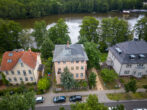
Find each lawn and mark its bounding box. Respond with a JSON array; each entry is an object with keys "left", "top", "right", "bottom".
[
  {"left": 119, "top": 76, "right": 147, "bottom": 88},
  {"left": 107, "top": 92, "right": 147, "bottom": 101},
  {"left": 99, "top": 53, "right": 108, "bottom": 62}
]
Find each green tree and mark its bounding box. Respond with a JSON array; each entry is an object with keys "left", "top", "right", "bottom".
[
  {"left": 79, "top": 16, "right": 99, "bottom": 43},
  {"left": 0, "top": 19, "right": 22, "bottom": 53},
  {"left": 44, "top": 57, "right": 53, "bottom": 74},
  {"left": 18, "top": 29, "right": 32, "bottom": 49},
  {"left": 71, "top": 94, "right": 107, "bottom": 110},
  {"left": 135, "top": 17, "right": 147, "bottom": 41},
  {"left": 112, "top": 104, "right": 125, "bottom": 110},
  {"left": 88, "top": 72, "right": 96, "bottom": 89},
  {"left": 32, "top": 20, "right": 47, "bottom": 48},
  {"left": 37, "top": 76, "right": 51, "bottom": 92},
  {"left": 0, "top": 72, "right": 9, "bottom": 85},
  {"left": 101, "top": 68, "right": 118, "bottom": 83},
  {"left": 124, "top": 79, "right": 137, "bottom": 93},
  {"left": 48, "top": 18, "right": 71, "bottom": 44},
  {"left": 84, "top": 42, "right": 100, "bottom": 69},
  {"left": 98, "top": 41, "right": 107, "bottom": 53},
  {"left": 59, "top": 107, "right": 65, "bottom": 110},
  {"left": 41, "top": 37, "right": 54, "bottom": 59},
  {"left": 60, "top": 67, "right": 75, "bottom": 90},
  {"left": 0, "top": 91, "right": 35, "bottom": 110},
  {"left": 101, "top": 17, "right": 131, "bottom": 46}
]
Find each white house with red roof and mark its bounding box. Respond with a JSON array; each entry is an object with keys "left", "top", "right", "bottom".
[{"left": 0, "top": 49, "right": 43, "bottom": 84}]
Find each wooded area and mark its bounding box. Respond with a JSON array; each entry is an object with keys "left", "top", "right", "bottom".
[{"left": 0, "top": 0, "right": 144, "bottom": 19}]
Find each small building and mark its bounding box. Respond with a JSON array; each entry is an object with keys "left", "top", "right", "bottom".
[
  {"left": 53, "top": 42, "right": 88, "bottom": 84},
  {"left": 107, "top": 40, "right": 147, "bottom": 78},
  {"left": 0, "top": 49, "right": 43, "bottom": 84}
]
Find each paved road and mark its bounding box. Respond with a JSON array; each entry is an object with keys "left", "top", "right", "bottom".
[{"left": 35, "top": 100, "right": 147, "bottom": 110}]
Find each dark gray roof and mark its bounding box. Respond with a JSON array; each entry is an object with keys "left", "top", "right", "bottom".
[
  {"left": 53, "top": 44, "right": 88, "bottom": 62},
  {"left": 109, "top": 40, "right": 147, "bottom": 64}
]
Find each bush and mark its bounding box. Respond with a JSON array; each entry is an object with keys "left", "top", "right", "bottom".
[{"left": 143, "top": 85, "right": 147, "bottom": 89}]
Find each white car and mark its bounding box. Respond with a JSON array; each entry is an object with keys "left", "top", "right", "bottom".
[{"left": 35, "top": 96, "right": 45, "bottom": 104}]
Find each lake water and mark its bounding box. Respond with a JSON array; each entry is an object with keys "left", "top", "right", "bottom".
[{"left": 15, "top": 12, "right": 145, "bottom": 44}]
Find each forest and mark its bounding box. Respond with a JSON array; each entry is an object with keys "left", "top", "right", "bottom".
[{"left": 0, "top": 0, "right": 145, "bottom": 19}]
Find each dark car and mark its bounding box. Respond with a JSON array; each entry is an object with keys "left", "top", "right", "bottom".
[
  {"left": 53, "top": 96, "right": 66, "bottom": 103},
  {"left": 35, "top": 96, "right": 44, "bottom": 104},
  {"left": 69, "top": 95, "right": 82, "bottom": 102}
]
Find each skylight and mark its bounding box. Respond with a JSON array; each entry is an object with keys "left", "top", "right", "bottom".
[
  {"left": 129, "top": 54, "right": 136, "bottom": 60},
  {"left": 7, "top": 59, "right": 12, "bottom": 63},
  {"left": 115, "top": 47, "right": 122, "bottom": 54},
  {"left": 139, "top": 54, "right": 145, "bottom": 58}
]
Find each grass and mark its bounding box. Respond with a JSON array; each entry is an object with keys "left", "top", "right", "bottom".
[
  {"left": 107, "top": 92, "right": 147, "bottom": 101},
  {"left": 119, "top": 76, "right": 147, "bottom": 88},
  {"left": 99, "top": 53, "right": 108, "bottom": 62}
]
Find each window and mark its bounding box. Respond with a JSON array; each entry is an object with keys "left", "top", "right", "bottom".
[
  {"left": 138, "top": 72, "right": 142, "bottom": 77},
  {"left": 9, "top": 53, "right": 13, "bottom": 56},
  {"left": 124, "top": 71, "right": 130, "bottom": 74},
  {"left": 133, "top": 71, "right": 136, "bottom": 75},
  {"left": 8, "top": 78, "right": 11, "bottom": 81},
  {"left": 139, "top": 54, "right": 145, "bottom": 59},
  {"left": 81, "top": 61, "right": 84, "bottom": 63},
  {"left": 28, "top": 70, "right": 32, "bottom": 74},
  {"left": 30, "top": 77, "right": 33, "bottom": 81},
  {"left": 137, "top": 64, "right": 144, "bottom": 67},
  {"left": 71, "top": 74, "right": 74, "bottom": 78},
  {"left": 17, "top": 70, "right": 20, "bottom": 75},
  {"left": 20, "top": 77, "right": 23, "bottom": 81},
  {"left": 81, "top": 66, "right": 84, "bottom": 70},
  {"left": 11, "top": 71, "right": 14, "bottom": 75},
  {"left": 126, "top": 64, "right": 131, "bottom": 68},
  {"left": 76, "top": 66, "right": 79, "bottom": 70},
  {"left": 21, "top": 63, "right": 24, "bottom": 67},
  {"left": 58, "top": 68, "right": 61, "bottom": 74},
  {"left": 76, "top": 61, "right": 79, "bottom": 63},
  {"left": 129, "top": 55, "right": 136, "bottom": 60},
  {"left": 23, "top": 70, "right": 26, "bottom": 76},
  {"left": 58, "top": 62, "right": 60, "bottom": 64},
  {"left": 76, "top": 73, "right": 79, "bottom": 78},
  {"left": 25, "top": 77, "right": 28, "bottom": 81},
  {"left": 5, "top": 71, "right": 9, "bottom": 75},
  {"left": 80, "top": 73, "right": 83, "bottom": 77},
  {"left": 14, "top": 77, "right": 17, "bottom": 82},
  {"left": 71, "top": 61, "right": 74, "bottom": 64},
  {"left": 7, "top": 59, "right": 12, "bottom": 63},
  {"left": 63, "top": 61, "right": 66, "bottom": 64},
  {"left": 71, "top": 67, "right": 74, "bottom": 70}
]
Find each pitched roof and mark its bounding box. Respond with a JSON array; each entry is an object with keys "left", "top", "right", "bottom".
[
  {"left": 109, "top": 40, "right": 147, "bottom": 64},
  {"left": 53, "top": 44, "right": 88, "bottom": 62},
  {"left": 0, "top": 49, "right": 39, "bottom": 71}
]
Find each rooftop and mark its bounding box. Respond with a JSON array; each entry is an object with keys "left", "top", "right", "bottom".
[{"left": 53, "top": 44, "right": 88, "bottom": 62}]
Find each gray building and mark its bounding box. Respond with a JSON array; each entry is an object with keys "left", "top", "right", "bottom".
[{"left": 107, "top": 40, "right": 147, "bottom": 78}]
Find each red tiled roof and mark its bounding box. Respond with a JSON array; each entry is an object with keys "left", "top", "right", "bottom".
[{"left": 0, "top": 50, "right": 39, "bottom": 71}]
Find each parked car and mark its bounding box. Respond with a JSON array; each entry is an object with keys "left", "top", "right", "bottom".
[
  {"left": 69, "top": 95, "right": 82, "bottom": 102},
  {"left": 133, "top": 108, "right": 147, "bottom": 110},
  {"left": 35, "top": 96, "right": 44, "bottom": 104},
  {"left": 53, "top": 96, "right": 66, "bottom": 103}
]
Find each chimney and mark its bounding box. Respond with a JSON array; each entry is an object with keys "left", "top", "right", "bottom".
[{"left": 67, "top": 41, "right": 69, "bottom": 48}]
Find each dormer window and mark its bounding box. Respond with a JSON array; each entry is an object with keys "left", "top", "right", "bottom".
[
  {"left": 9, "top": 53, "right": 13, "bottom": 56},
  {"left": 139, "top": 54, "right": 145, "bottom": 59},
  {"left": 7, "top": 59, "right": 12, "bottom": 63},
  {"left": 129, "top": 54, "right": 136, "bottom": 60},
  {"left": 115, "top": 47, "right": 122, "bottom": 54}
]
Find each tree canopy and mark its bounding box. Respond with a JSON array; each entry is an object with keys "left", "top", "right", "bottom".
[
  {"left": 79, "top": 16, "right": 99, "bottom": 43},
  {"left": 88, "top": 72, "right": 97, "bottom": 89},
  {"left": 60, "top": 67, "right": 75, "bottom": 90},
  {"left": 101, "top": 68, "right": 118, "bottom": 83},
  {"left": 84, "top": 42, "right": 100, "bottom": 69},
  {"left": 124, "top": 79, "right": 137, "bottom": 93}
]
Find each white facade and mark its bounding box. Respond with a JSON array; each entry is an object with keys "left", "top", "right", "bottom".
[
  {"left": 107, "top": 51, "right": 147, "bottom": 78},
  {"left": 3, "top": 55, "right": 41, "bottom": 84}
]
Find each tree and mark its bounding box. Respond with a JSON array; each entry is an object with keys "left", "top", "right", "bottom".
[
  {"left": 59, "top": 107, "right": 65, "bottom": 110},
  {"left": 101, "top": 17, "right": 131, "bottom": 46},
  {"left": 18, "top": 29, "right": 32, "bottom": 49},
  {"left": 60, "top": 67, "right": 75, "bottom": 90},
  {"left": 47, "top": 18, "right": 71, "bottom": 44},
  {"left": 0, "top": 91, "right": 35, "bottom": 110},
  {"left": 44, "top": 57, "right": 53, "bottom": 74},
  {"left": 112, "top": 104, "right": 125, "bottom": 110},
  {"left": 135, "top": 17, "right": 147, "bottom": 41},
  {"left": 79, "top": 16, "right": 99, "bottom": 43},
  {"left": 41, "top": 37, "right": 54, "bottom": 59},
  {"left": 124, "top": 79, "right": 137, "bottom": 93},
  {"left": 37, "top": 76, "right": 51, "bottom": 92},
  {"left": 0, "top": 19, "right": 22, "bottom": 53},
  {"left": 98, "top": 41, "right": 107, "bottom": 53},
  {"left": 88, "top": 72, "right": 96, "bottom": 89},
  {"left": 71, "top": 94, "right": 108, "bottom": 110},
  {"left": 32, "top": 20, "right": 47, "bottom": 48},
  {"left": 0, "top": 72, "right": 9, "bottom": 85},
  {"left": 84, "top": 42, "right": 100, "bottom": 69},
  {"left": 101, "top": 68, "right": 118, "bottom": 83}
]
